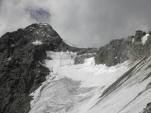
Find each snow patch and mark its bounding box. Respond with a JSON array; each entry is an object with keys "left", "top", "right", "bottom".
[
  {"left": 32, "top": 40, "right": 43, "bottom": 45},
  {"left": 84, "top": 57, "right": 95, "bottom": 66},
  {"left": 132, "top": 38, "right": 135, "bottom": 43},
  {"left": 142, "top": 34, "right": 149, "bottom": 45}
]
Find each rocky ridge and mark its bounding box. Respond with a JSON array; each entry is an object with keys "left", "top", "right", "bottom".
[{"left": 95, "top": 30, "right": 151, "bottom": 66}]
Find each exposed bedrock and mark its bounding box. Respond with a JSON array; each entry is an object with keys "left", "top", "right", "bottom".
[{"left": 95, "top": 30, "right": 151, "bottom": 66}]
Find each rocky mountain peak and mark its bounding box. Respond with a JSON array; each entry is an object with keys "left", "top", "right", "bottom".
[
  {"left": 0, "top": 23, "right": 70, "bottom": 113},
  {"left": 0, "top": 23, "right": 98, "bottom": 113},
  {"left": 95, "top": 30, "right": 151, "bottom": 66}
]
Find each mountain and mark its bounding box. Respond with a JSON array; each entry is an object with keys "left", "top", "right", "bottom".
[
  {"left": 95, "top": 30, "right": 151, "bottom": 66},
  {"left": 0, "top": 23, "right": 151, "bottom": 113},
  {"left": 0, "top": 23, "right": 97, "bottom": 113}
]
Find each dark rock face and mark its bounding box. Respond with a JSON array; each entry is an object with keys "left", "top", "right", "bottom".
[
  {"left": 143, "top": 102, "right": 151, "bottom": 113},
  {"left": 95, "top": 30, "right": 151, "bottom": 66},
  {"left": 0, "top": 23, "right": 73, "bottom": 113},
  {"left": 74, "top": 53, "right": 96, "bottom": 64},
  {"left": 73, "top": 48, "right": 98, "bottom": 64},
  {"left": 95, "top": 39, "right": 130, "bottom": 66}
]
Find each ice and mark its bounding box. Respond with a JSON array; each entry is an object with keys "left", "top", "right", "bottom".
[
  {"left": 87, "top": 57, "right": 151, "bottom": 113},
  {"left": 57, "top": 60, "right": 128, "bottom": 88},
  {"left": 29, "top": 51, "right": 151, "bottom": 113}
]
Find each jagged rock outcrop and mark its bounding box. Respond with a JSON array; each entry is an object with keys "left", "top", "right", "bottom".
[
  {"left": 0, "top": 23, "right": 82, "bottom": 113},
  {"left": 95, "top": 30, "right": 151, "bottom": 66},
  {"left": 143, "top": 102, "right": 151, "bottom": 113}
]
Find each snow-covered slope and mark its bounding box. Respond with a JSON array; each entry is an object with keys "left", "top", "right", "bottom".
[
  {"left": 29, "top": 51, "right": 151, "bottom": 113},
  {"left": 89, "top": 57, "right": 151, "bottom": 113},
  {"left": 29, "top": 51, "right": 132, "bottom": 113}
]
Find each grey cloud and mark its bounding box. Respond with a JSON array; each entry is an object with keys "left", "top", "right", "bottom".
[
  {"left": 0, "top": 0, "right": 151, "bottom": 48},
  {"left": 26, "top": 8, "right": 51, "bottom": 23}
]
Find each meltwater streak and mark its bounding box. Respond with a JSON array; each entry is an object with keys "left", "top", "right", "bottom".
[{"left": 29, "top": 51, "right": 131, "bottom": 113}]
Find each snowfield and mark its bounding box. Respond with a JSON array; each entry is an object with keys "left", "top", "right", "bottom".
[{"left": 29, "top": 51, "right": 151, "bottom": 113}]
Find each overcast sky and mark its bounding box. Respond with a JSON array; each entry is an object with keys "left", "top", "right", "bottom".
[{"left": 0, "top": 0, "right": 151, "bottom": 47}]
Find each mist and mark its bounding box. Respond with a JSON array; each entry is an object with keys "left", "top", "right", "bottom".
[{"left": 0, "top": 0, "right": 151, "bottom": 47}]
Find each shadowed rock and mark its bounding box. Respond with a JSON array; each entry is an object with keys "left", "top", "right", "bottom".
[{"left": 143, "top": 102, "right": 151, "bottom": 113}]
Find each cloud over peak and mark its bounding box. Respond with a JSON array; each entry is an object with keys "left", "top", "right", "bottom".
[{"left": 0, "top": 0, "right": 151, "bottom": 47}]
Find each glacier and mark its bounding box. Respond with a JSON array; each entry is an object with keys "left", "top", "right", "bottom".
[{"left": 29, "top": 51, "right": 151, "bottom": 113}]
